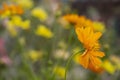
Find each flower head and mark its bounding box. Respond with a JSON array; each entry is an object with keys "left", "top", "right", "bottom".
[
  {"left": 64, "top": 14, "right": 105, "bottom": 73},
  {"left": 63, "top": 14, "right": 80, "bottom": 24},
  {"left": 31, "top": 8, "right": 48, "bottom": 21},
  {"left": 0, "top": 3, "right": 24, "bottom": 18},
  {"left": 76, "top": 27, "right": 105, "bottom": 73},
  {"left": 53, "top": 66, "right": 65, "bottom": 78},
  {"left": 93, "top": 21, "right": 106, "bottom": 33},
  {"left": 63, "top": 14, "right": 94, "bottom": 29},
  {"left": 35, "top": 25, "right": 53, "bottom": 38},
  {"left": 28, "top": 50, "right": 42, "bottom": 62},
  {"left": 102, "top": 60, "right": 116, "bottom": 74},
  {"left": 80, "top": 50, "right": 105, "bottom": 73},
  {"left": 6, "top": 15, "right": 30, "bottom": 32},
  {"left": 12, "top": 0, "right": 33, "bottom": 9},
  {"left": 75, "top": 27, "right": 102, "bottom": 50}
]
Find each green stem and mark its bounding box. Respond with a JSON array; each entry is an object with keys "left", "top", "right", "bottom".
[
  {"left": 16, "top": 37, "right": 38, "bottom": 80},
  {"left": 67, "top": 29, "right": 74, "bottom": 47},
  {"left": 65, "top": 50, "right": 84, "bottom": 80}
]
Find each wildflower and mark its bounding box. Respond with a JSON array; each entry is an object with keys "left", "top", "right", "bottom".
[
  {"left": 9, "top": 4, "right": 23, "bottom": 15},
  {"left": 54, "top": 66, "right": 65, "bottom": 78},
  {"left": 12, "top": 0, "right": 33, "bottom": 9},
  {"left": 0, "top": 3, "right": 23, "bottom": 18},
  {"left": 102, "top": 60, "right": 116, "bottom": 74},
  {"left": 20, "top": 20, "right": 30, "bottom": 30},
  {"left": 93, "top": 21, "right": 106, "bottom": 33},
  {"left": 75, "top": 27, "right": 102, "bottom": 49},
  {"left": 7, "top": 15, "right": 30, "bottom": 30},
  {"left": 31, "top": 8, "right": 48, "bottom": 21},
  {"left": 35, "top": 25, "right": 53, "bottom": 38},
  {"left": 10, "top": 15, "right": 22, "bottom": 26},
  {"left": 63, "top": 14, "right": 105, "bottom": 73},
  {"left": 63, "top": 14, "right": 93, "bottom": 29},
  {"left": 28, "top": 50, "right": 42, "bottom": 62},
  {"left": 80, "top": 50, "right": 105, "bottom": 73},
  {"left": 6, "top": 21, "right": 18, "bottom": 37},
  {"left": 75, "top": 24, "right": 105, "bottom": 73},
  {"left": 63, "top": 14, "right": 80, "bottom": 24}
]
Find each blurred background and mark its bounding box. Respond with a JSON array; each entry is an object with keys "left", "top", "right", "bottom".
[{"left": 0, "top": 0, "right": 120, "bottom": 80}]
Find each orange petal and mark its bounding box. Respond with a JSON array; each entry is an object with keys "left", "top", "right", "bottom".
[
  {"left": 94, "top": 32, "right": 102, "bottom": 41},
  {"left": 91, "top": 51, "right": 105, "bottom": 57},
  {"left": 79, "top": 51, "right": 89, "bottom": 68},
  {"left": 3, "top": 3, "right": 9, "bottom": 10},
  {"left": 88, "top": 61, "right": 104, "bottom": 73},
  {"left": 16, "top": 5, "right": 24, "bottom": 14},
  {"left": 75, "top": 28, "right": 84, "bottom": 43},
  {"left": 0, "top": 10, "right": 3, "bottom": 14},
  {"left": 90, "top": 56, "right": 102, "bottom": 66}
]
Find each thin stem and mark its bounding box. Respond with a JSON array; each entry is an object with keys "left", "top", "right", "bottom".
[
  {"left": 65, "top": 50, "right": 84, "bottom": 80},
  {"left": 16, "top": 36, "right": 38, "bottom": 80}
]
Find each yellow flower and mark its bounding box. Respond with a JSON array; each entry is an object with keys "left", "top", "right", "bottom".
[
  {"left": 1, "top": 10, "right": 11, "bottom": 18},
  {"left": 7, "top": 27, "right": 17, "bottom": 37},
  {"left": 35, "top": 25, "right": 53, "bottom": 38},
  {"left": 6, "top": 21, "right": 17, "bottom": 37},
  {"left": 7, "top": 22, "right": 18, "bottom": 37},
  {"left": 102, "top": 60, "right": 116, "bottom": 74},
  {"left": 28, "top": 50, "right": 42, "bottom": 62},
  {"left": 31, "top": 8, "right": 48, "bottom": 21},
  {"left": 8, "top": 15, "right": 30, "bottom": 30},
  {"left": 11, "top": 15, "right": 22, "bottom": 26},
  {"left": 53, "top": 66, "right": 65, "bottom": 78},
  {"left": 13, "top": 0, "right": 33, "bottom": 9},
  {"left": 20, "top": 20, "right": 30, "bottom": 30},
  {"left": 93, "top": 21, "right": 106, "bottom": 33}
]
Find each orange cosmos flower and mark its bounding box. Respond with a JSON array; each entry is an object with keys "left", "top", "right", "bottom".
[
  {"left": 3, "top": 3, "right": 9, "bottom": 11},
  {"left": 64, "top": 14, "right": 105, "bottom": 73},
  {"left": 75, "top": 27, "right": 105, "bottom": 73},
  {"left": 63, "top": 14, "right": 80, "bottom": 24},
  {"left": 75, "top": 27, "right": 102, "bottom": 49},
  {"left": 80, "top": 48, "right": 105, "bottom": 73},
  {"left": 63, "top": 14, "right": 94, "bottom": 30},
  {"left": 0, "top": 3, "right": 24, "bottom": 16},
  {"left": 0, "top": 10, "right": 2, "bottom": 14},
  {"left": 9, "top": 4, "right": 24, "bottom": 15},
  {"left": 16, "top": 5, "right": 24, "bottom": 15},
  {"left": 9, "top": 4, "right": 17, "bottom": 14}
]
